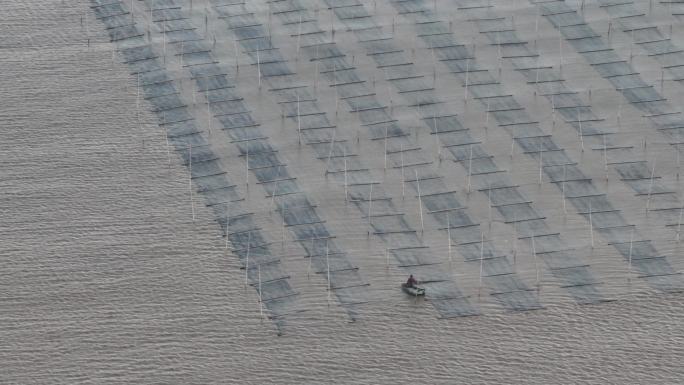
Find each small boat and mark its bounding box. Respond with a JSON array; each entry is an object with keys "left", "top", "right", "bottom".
[{"left": 401, "top": 283, "right": 426, "bottom": 296}]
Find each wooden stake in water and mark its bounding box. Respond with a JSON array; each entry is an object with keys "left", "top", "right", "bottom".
[
  {"left": 343, "top": 148, "right": 348, "bottom": 201},
  {"left": 551, "top": 94, "right": 556, "bottom": 131},
  {"left": 678, "top": 148, "right": 681, "bottom": 180},
  {"left": 245, "top": 145, "right": 249, "bottom": 189},
  {"left": 258, "top": 264, "right": 263, "bottom": 318},
  {"left": 189, "top": 144, "right": 195, "bottom": 222},
  {"left": 245, "top": 231, "right": 252, "bottom": 287},
  {"left": 497, "top": 32, "right": 502, "bottom": 80},
  {"left": 589, "top": 200, "right": 594, "bottom": 248},
  {"left": 162, "top": 113, "right": 171, "bottom": 167},
  {"left": 330, "top": 11, "right": 334, "bottom": 41},
  {"left": 447, "top": 212, "right": 452, "bottom": 264},
  {"left": 478, "top": 232, "right": 485, "bottom": 294},
  {"left": 678, "top": 206, "right": 684, "bottom": 242},
  {"left": 532, "top": 233, "right": 539, "bottom": 289},
  {"left": 225, "top": 202, "right": 230, "bottom": 249},
  {"left": 535, "top": 54, "right": 540, "bottom": 89},
  {"left": 180, "top": 40, "right": 184, "bottom": 67},
  {"left": 432, "top": 47, "right": 437, "bottom": 88},
  {"left": 334, "top": 65, "right": 339, "bottom": 117},
  {"left": 386, "top": 247, "right": 390, "bottom": 269},
  {"left": 162, "top": 18, "right": 166, "bottom": 64},
  {"left": 281, "top": 200, "right": 286, "bottom": 247},
  {"left": 136, "top": 72, "right": 140, "bottom": 114},
  {"left": 630, "top": 29, "right": 635, "bottom": 63},
  {"left": 297, "top": 94, "right": 301, "bottom": 145},
  {"left": 603, "top": 134, "right": 608, "bottom": 180},
  {"left": 415, "top": 170, "right": 424, "bottom": 234},
  {"left": 646, "top": 160, "right": 656, "bottom": 212},
  {"left": 434, "top": 115, "right": 441, "bottom": 158},
  {"left": 617, "top": 98, "right": 622, "bottom": 124},
  {"left": 538, "top": 140, "right": 543, "bottom": 185},
  {"left": 271, "top": 167, "right": 280, "bottom": 209},
  {"left": 558, "top": 25, "right": 563, "bottom": 73},
  {"left": 307, "top": 239, "right": 314, "bottom": 279},
  {"left": 400, "top": 143, "right": 405, "bottom": 199},
  {"left": 628, "top": 227, "right": 634, "bottom": 283},
  {"left": 256, "top": 43, "right": 261, "bottom": 89},
  {"left": 327, "top": 127, "right": 337, "bottom": 170},
  {"left": 512, "top": 212, "right": 517, "bottom": 265},
  {"left": 206, "top": 89, "right": 212, "bottom": 135},
  {"left": 488, "top": 184, "right": 492, "bottom": 229},
  {"left": 326, "top": 240, "right": 331, "bottom": 305},
  {"left": 562, "top": 163, "right": 567, "bottom": 214},
  {"left": 296, "top": 13, "right": 302, "bottom": 58},
  {"left": 578, "top": 107, "right": 584, "bottom": 152},
  {"left": 467, "top": 144, "right": 473, "bottom": 193},
  {"left": 314, "top": 45, "right": 319, "bottom": 93},
  {"left": 384, "top": 125, "right": 388, "bottom": 170},
  {"left": 464, "top": 58, "right": 470, "bottom": 104},
  {"left": 368, "top": 183, "right": 373, "bottom": 237},
  {"left": 234, "top": 39, "right": 239, "bottom": 73}
]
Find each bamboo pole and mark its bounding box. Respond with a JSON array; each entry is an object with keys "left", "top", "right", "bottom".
[
  {"left": 467, "top": 144, "right": 473, "bottom": 193},
  {"left": 368, "top": 183, "right": 373, "bottom": 237},
  {"left": 478, "top": 232, "right": 484, "bottom": 294},
  {"left": 343, "top": 148, "right": 348, "bottom": 201},
  {"left": 646, "top": 160, "right": 656, "bottom": 212},
  {"left": 225, "top": 202, "right": 230, "bottom": 249},
  {"left": 532, "top": 234, "right": 539, "bottom": 288},
  {"left": 416, "top": 170, "right": 424, "bottom": 233},
  {"left": 258, "top": 264, "right": 263, "bottom": 318},
  {"left": 297, "top": 94, "right": 301, "bottom": 145},
  {"left": 628, "top": 227, "right": 634, "bottom": 283},
  {"left": 400, "top": 143, "right": 405, "bottom": 199},
  {"left": 245, "top": 231, "right": 252, "bottom": 287},
  {"left": 678, "top": 206, "right": 683, "bottom": 242},
  {"left": 589, "top": 200, "right": 594, "bottom": 248},
  {"left": 326, "top": 240, "right": 331, "bottom": 305},
  {"left": 189, "top": 144, "right": 195, "bottom": 222},
  {"left": 447, "top": 212, "right": 452, "bottom": 264},
  {"left": 256, "top": 43, "right": 261, "bottom": 89}
]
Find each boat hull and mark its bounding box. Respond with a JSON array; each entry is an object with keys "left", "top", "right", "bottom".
[{"left": 401, "top": 284, "right": 426, "bottom": 296}]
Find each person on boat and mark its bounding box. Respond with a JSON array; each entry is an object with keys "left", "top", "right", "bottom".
[{"left": 406, "top": 274, "right": 418, "bottom": 288}]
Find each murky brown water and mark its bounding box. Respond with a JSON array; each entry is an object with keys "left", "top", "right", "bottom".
[{"left": 2, "top": 1, "right": 684, "bottom": 383}]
